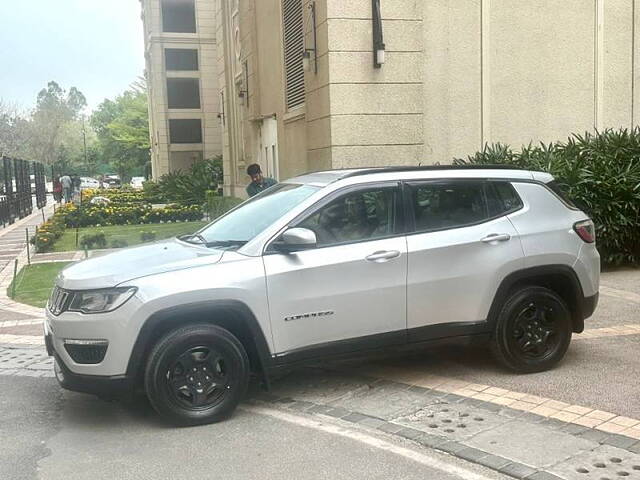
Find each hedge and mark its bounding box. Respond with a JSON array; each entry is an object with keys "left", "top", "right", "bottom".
[{"left": 454, "top": 128, "right": 640, "bottom": 266}]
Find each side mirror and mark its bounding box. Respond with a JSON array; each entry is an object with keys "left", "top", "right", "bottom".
[{"left": 275, "top": 227, "right": 317, "bottom": 252}]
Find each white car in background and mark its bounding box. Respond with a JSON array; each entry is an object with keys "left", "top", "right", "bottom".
[
  {"left": 80, "top": 177, "right": 101, "bottom": 190},
  {"left": 130, "top": 177, "right": 146, "bottom": 190}
]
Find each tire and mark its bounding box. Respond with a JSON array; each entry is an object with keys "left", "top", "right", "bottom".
[
  {"left": 491, "top": 286, "right": 572, "bottom": 373},
  {"left": 145, "top": 324, "right": 249, "bottom": 426}
]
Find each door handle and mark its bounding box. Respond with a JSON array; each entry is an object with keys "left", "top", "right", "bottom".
[
  {"left": 365, "top": 250, "right": 401, "bottom": 262},
  {"left": 481, "top": 233, "right": 511, "bottom": 243}
]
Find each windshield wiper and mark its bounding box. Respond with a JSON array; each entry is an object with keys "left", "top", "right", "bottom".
[
  {"left": 179, "top": 233, "right": 207, "bottom": 244},
  {"left": 204, "top": 240, "right": 248, "bottom": 248}
]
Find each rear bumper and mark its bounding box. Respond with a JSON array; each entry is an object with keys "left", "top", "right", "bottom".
[{"left": 582, "top": 292, "right": 599, "bottom": 320}]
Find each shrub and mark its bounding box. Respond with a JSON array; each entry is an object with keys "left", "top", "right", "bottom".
[
  {"left": 205, "top": 191, "right": 243, "bottom": 220},
  {"left": 140, "top": 205, "right": 203, "bottom": 224},
  {"left": 140, "top": 231, "right": 157, "bottom": 243},
  {"left": 83, "top": 190, "right": 147, "bottom": 205},
  {"left": 31, "top": 205, "right": 72, "bottom": 252},
  {"left": 454, "top": 128, "right": 640, "bottom": 266},
  {"left": 155, "top": 157, "right": 222, "bottom": 205},
  {"left": 79, "top": 232, "right": 107, "bottom": 250},
  {"left": 110, "top": 239, "right": 129, "bottom": 248},
  {"left": 142, "top": 180, "right": 165, "bottom": 203}
]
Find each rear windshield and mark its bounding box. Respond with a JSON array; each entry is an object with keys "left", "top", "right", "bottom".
[{"left": 546, "top": 180, "right": 578, "bottom": 209}]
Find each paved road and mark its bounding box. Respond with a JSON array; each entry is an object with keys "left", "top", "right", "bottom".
[
  {"left": 351, "top": 268, "right": 640, "bottom": 419},
  {"left": 0, "top": 376, "right": 507, "bottom": 480}
]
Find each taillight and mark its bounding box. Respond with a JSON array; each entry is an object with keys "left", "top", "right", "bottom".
[{"left": 574, "top": 220, "right": 595, "bottom": 243}]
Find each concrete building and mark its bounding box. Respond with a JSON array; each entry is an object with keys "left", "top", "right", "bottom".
[
  {"left": 217, "top": 0, "right": 639, "bottom": 198},
  {"left": 140, "top": 0, "right": 222, "bottom": 179}
]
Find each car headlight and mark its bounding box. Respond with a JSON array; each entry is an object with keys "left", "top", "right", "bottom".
[{"left": 67, "top": 287, "right": 137, "bottom": 314}]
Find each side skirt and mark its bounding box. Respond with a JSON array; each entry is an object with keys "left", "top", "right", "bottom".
[{"left": 268, "top": 321, "right": 492, "bottom": 372}]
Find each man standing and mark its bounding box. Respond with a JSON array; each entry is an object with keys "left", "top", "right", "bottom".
[
  {"left": 245, "top": 164, "right": 276, "bottom": 197},
  {"left": 60, "top": 173, "right": 72, "bottom": 203}
]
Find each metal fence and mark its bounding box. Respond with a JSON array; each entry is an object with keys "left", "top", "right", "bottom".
[{"left": 0, "top": 156, "right": 48, "bottom": 227}]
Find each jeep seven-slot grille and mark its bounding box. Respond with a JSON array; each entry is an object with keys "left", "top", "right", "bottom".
[{"left": 49, "top": 286, "right": 71, "bottom": 316}]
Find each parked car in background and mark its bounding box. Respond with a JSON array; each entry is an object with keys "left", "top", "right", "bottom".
[
  {"left": 102, "top": 175, "right": 121, "bottom": 189},
  {"left": 45, "top": 166, "right": 599, "bottom": 426},
  {"left": 130, "top": 176, "right": 145, "bottom": 190},
  {"left": 80, "top": 177, "right": 101, "bottom": 190}
]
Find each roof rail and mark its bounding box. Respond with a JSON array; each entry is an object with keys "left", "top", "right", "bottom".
[{"left": 339, "top": 164, "right": 525, "bottom": 179}]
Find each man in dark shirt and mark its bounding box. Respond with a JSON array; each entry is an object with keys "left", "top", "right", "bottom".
[{"left": 245, "top": 163, "right": 277, "bottom": 197}]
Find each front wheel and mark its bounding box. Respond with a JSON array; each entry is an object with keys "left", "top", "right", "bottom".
[
  {"left": 491, "top": 286, "right": 572, "bottom": 373},
  {"left": 145, "top": 324, "right": 249, "bottom": 426}
]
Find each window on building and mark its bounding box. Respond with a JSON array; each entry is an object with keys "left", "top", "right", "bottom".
[
  {"left": 282, "top": 0, "right": 305, "bottom": 109},
  {"left": 167, "top": 78, "right": 201, "bottom": 109},
  {"left": 165, "top": 49, "right": 199, "bottom": 71},
  {"left": 162, "top": 0, "right": 196, "bottom": 33},
  {"left": 169, "top": 119, "right": 202, "bottom": 144}
]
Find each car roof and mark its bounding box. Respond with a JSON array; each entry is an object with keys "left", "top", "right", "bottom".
[{"left": 286, "top": 165, "right": 547, "bottom": 187}]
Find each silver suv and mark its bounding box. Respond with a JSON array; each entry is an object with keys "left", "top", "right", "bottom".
[{"left": 45, "top": 166, "right": 600, "bottom": 425}]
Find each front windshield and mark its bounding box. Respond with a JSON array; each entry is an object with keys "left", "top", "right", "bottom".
[{"left": 196, "top": 183, "right": 320, "bottom": 246}]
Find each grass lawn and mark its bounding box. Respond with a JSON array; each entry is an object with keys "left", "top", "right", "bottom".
[
  {"left": 7, "top": 262, "right": 71, "bottom": 308},
  {"left": 51, "top": 221, "right": 208, "bottom": 252}
]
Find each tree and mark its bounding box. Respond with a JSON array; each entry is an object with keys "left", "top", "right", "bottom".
[
  {"left": 27, "top": 81, "right": 87, "bottom": 165},
  {"left": 91, "top": 81, "right": 150, "bottom": 180},
  {"left": 0, "top": 101, "right": 30, "bottom": 158}
]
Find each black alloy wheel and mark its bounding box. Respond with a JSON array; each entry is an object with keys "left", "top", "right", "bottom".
[
  {"left": 145, "top": 324, "right": 249, "bottom": 426},
  {"left": 168, "top": 346, "right": 229, "bottom": 410},
  {"left": 492, "top": 286, "right": 572, "bottom": 373}
]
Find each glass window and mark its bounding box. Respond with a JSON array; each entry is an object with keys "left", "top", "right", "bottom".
[
  {"left": 546, "top": 180, "right": 578, "bottom": 209},
  {"left": 167, "top": 78, "right": 200, "bottom": 109},
  {"left": 410, "top": 181, "right": 489, "bottom": 232},
  {"left": 297, "top": 188, "right": 398, "bottom": 247},
  {"left": 162, "top": 0, "right": 196, "bottom": 33},
  {"left": 169, "top": 119, "right": 202, "bottom": 144},
  {"left": 486, "top": 182, "right": 523, "bottom": 217},
  {"left": 198, "top": 184, "right": 319, "bottom": 246},
  {"left": 165, "top": 49, "right": 199, "bottom": 71}
]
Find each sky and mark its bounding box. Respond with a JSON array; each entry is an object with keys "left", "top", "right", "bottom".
[{"left": 0, "top": 0, "right": 145, "bottom": 112}]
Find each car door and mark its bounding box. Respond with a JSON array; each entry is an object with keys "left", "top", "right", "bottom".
[
  {"left": 263, "top": 183, "right": 407, "bottom": 359},
  {"left": 405, "top": 180, "right": 525, "bottom": 341}
]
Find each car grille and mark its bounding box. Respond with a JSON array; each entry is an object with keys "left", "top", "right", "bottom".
[{"left": 49, "top": 286, "right": 71, "bottom": 316}]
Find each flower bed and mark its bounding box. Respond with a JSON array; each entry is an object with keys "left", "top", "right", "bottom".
[
  {"left": 81, "top": 189, "right": 147, "bottom": 204},
  {"left": 32, "top": 202, "right": 203, "bottom": 252}
]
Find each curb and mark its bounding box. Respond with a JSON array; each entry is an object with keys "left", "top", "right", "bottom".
[{"left": 250, "top": 377, "right": 640, "bottom": 479}]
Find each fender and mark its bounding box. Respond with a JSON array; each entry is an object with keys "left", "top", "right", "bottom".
[
  {"left": 125, "top": 300, "right": 274, "bottom": 387},
  {"left": 486, "top": 264, "right": 587, "bottom": 333}
]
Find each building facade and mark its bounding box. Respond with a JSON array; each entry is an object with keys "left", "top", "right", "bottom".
[
  {"left": 140, "top": 0, "right": 222, "bottom": 178},
  {"left": 216, "top": 0, "right": 639, "bottom": 198}
]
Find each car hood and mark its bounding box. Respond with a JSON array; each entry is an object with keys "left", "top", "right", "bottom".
[{"left": 57, "top": 238, "right": 224, "bottom": 290}]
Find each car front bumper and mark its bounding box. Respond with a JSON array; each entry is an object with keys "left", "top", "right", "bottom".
[{"left": 45, "top": 325, "right": 136, "bottom": 397}]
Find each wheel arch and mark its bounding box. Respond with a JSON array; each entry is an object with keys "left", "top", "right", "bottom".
[
  {"left": 126, "top": 300, "right": 273, "bottom": 389},
  {"left": 487, "top": 265, "right": 586, "bottom": 333}
]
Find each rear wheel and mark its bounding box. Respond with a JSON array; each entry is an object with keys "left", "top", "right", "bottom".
[
  {"left": 491, "top": 286, "right": 572, "bottom": 373},
  {"left": 145, "top": 324, "right": 249, "bottom": 426}
]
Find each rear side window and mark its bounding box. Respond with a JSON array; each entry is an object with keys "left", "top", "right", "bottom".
[
  {"left": 409, "top": 181, "right": 489, "bottom": 232},
  {"left": 485, "top": 181, "right": 523, "bottom": 217},
  {"left": 546, "top": 180, "right": 578, "bottom": 209}
]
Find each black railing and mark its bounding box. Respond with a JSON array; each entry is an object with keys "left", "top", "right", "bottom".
[{"left": 0, "top": 156, "right": 48, "bottom": 227}]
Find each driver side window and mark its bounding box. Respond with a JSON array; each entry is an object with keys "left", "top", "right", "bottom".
[{"left": 297, "top": 187, "right": 399, "bottom": 247}]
